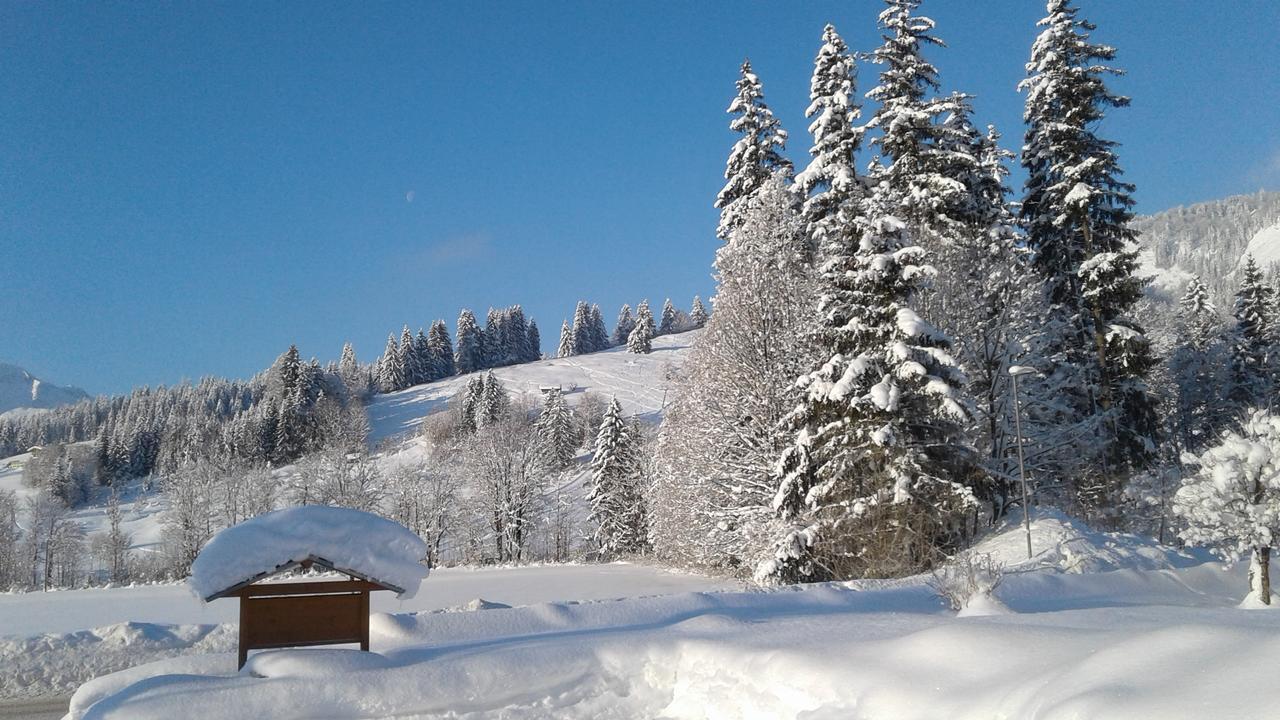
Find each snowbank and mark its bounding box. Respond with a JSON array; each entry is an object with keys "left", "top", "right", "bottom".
[{"left": 188, "top": 506, "right": 429, "bottom": 601}]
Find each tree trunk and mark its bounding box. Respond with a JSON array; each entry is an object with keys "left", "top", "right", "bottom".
[{"left": 1251, "top": 546, "right": 1272, "bottom": 605}]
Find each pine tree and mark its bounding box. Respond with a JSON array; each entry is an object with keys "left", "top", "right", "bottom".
[
  {"left": 589, "top": 304, "right": 609, "bottom": 352},
  {"left": 760, "top": 184, "right": 974, "bottom": 585},
  {"left": 587, "top": 397, "right": 646, "bottom": 556},
  {"left": 688, "top": 296, "right": 707, "bottom": 328},
  {"left": 398, "top": 326, "right": 418, "bottom": 388},
  {"left": 659, "top": 299, "right": 679, "bottom": 336},
  {"left": 612, "top": 305, "right": 636, "bottom": 347},
  {"left": 338, "top": 342, "right": 366, "bottom": 398},
  {"left": 1170, "top": 275, "right": 1228, "bottom": 452},
  {"left": 483, "top": 308, "right": 503, "bottom": 369},
  {"left": 427, "top": 320, "right": 456, "bottom": 379},
  {"left": 504, "top": 306, "right": 530, "bottom": 365},
  {"left": 571, "top": 301, "right": 593, "bottom": 355},
  {"left": 476, "top": 372, "right": 508, "bottom": 429},
  {"left": 525, "top": 320, "right": 542, "bottom": 362},
  {"left": 454, "top": 309, "right": 485, "bottom": 375},
  {"left": 1018, "top": 0, "right": 1159, "bottom": 508},
  {"left": 627, "top": 301, "right": 655, "bottom": 354},
  {"left": 715, "top": 60, "right": 793, "bottom": 242},
  {"left": 377, "top": 333, "right": 403, "bottom": 393},
  {"left": 795, "top": 23, "right": 864, "bottom": 255},
  {"left": 536, "top": 388, "right": 579, "bottom": 468},
  {"left": 557, "top": 319, "right": 575, "bottom": 358},
  {"left": 1230, "top": 255, "right": 1275, "bottom": 409}
]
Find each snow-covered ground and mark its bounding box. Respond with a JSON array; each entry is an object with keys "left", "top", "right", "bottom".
[{"left": 38, "top": 514, "right": 1280, "bottom": 720}]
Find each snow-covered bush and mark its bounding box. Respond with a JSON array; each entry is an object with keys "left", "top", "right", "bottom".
[
  {"left": 928, "top": 552, "right": 1006, "bottom": 613},
  {"left": 1175, "top": 409, "right": 1280, "bottom": 606}
]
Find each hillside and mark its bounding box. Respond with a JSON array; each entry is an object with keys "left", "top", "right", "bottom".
[
  {"left": 1134, "top": 189, "right": 1280, "bottom": 306},
  {"left": 0, "top": 363, "right": 88, "bottom": 416}
]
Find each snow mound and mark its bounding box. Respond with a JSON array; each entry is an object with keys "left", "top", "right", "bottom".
[
  {"left": 189, "top": 506, "right": 429, "bottom": 601},
  {"left": 972, "top": 507, "right": 1206, "bottom": 573}
]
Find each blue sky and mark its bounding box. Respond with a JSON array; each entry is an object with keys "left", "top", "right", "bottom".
[{"left": 3, "top": 1, "right": 1278, "bottom": 395}]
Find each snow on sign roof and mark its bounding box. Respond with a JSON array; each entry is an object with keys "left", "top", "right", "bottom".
[{"left": 189, "top": 506, "right": 430, "bottom": 602}]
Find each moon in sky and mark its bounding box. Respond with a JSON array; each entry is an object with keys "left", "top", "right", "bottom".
[{"left": 405, "top": 190, "right": 415, "bottom": 203}]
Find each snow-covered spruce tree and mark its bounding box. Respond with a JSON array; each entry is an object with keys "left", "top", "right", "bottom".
[
  {"left": 482, "top": 308, "right": 504, "bottom": 369},
  {"left": 536, "top": 387, "right": 580, "bottom": 469},
  {"left": 1018, "top": 0, "right": 1159, "bottom": 514},
  {"left": 758, "top": 185, "right": 974, "bottom": 584},
  {"left": 571, "top": 301, "right": 593, "bottom": 355},
  {"left": 658, "top": 299, "right": 679, "bottom": 336},
  {"left": 503, "top": 305, "right": 530, "bottom": 366},
  {"left": 1230, "top": 255, "right": 1275, "bottom": 410},
  {"left": 454, "top": 309, "right": 485, "bottom": 375},
  {"left": 715, "top": 60, "right": 793, "bottom": 242},
  {"left": 525, "top": 320, "right": 541, "bottom": 362},
  {"left": 427, "top": 319, "right": 456, "bottom": 379},
  {"left": 338, "top": 342, "right": 367, "bottom": 399},
  {"left": 794, "top": 23, "right": 864, "bottom": 257},
  {"left": 650, "top": 174, "right": 818, "bottom": 574},
  {"left": 398, "top": 326, "right": 419, "bottom": 388},
  {"left": 612, "top": 305, "right": 635, "bottom": 347},
  {"left": 377, "top": 333, "right": 403, "bottom": 393},
  {"left": 556, "top": 319, "right": 575, "bottom": 358},
  {"left": 589, "top": 304, "right": 609, "bottom": 352},
  {"left": 476, "top": 372, "right": 509, "bottom": 430},
  {"left": 627, "top": 302, "right": 654, "bottom": 354},
  {"left": 688, "top": 296, "right": 707, "bottom": 328},
  {"left": 1175, "top": 409, "right": 1280, "bottom": 606},
  {"left": 587, "top": 397, "right": 646, "bottom": 556},
  {"left": 1169, "top": 276, "right": 1229, "bottom": 452}
]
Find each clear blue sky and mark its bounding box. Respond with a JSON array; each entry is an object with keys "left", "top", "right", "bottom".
[{"left": 3, "top": 1, "right": 1278, "bottom": 395}]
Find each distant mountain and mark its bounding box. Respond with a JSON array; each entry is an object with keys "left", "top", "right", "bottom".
[
  {"left": 0, "top": 363, "right": 89, "bottom": 415},
  {"left": 1133, "top": 190, "right": 1280, "bottom": 307}
]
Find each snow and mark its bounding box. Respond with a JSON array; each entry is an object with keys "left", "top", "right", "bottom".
[
  {"left": 367, "top": 330, "right": 697, "bottom": 444},
  {"left": 1242, "top": 221, "right": 1280, "bottom": 271},
  {"left": 0, "top": 363, "right": 88, "bottom": 415},
  {"left": 189, "top": 506, "right": 430, "bottom": 600}
]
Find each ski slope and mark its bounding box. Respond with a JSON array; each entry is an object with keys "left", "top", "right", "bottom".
[{"left": 61, "top": 516, "right": 1280, "bottom": 720}]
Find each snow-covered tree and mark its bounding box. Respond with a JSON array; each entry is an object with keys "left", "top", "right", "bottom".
[
  {"left": 338, "top": 342, "right": 366, "bottom": 399},
  {"left": 455, "top": 309, "right": 485, "bottom": 375},
  {"left": 525, "top": 320, "right": 541, "bottom": 362},
  {"left": 1018, "top": 0, "right": 1159, "bottom": 511},
  {"left": 589, "top": 304, "right": 609, "bottom": 352},
  {"left": 427, "top": 320, "right": 456, "bottom": 379},
  {"left": 759, "top": 184, "right": 974, "bottom": 585},
  {"left": 651, "top": 174, "right": 817, "bottom": 574},
  {"left": 658, "top": 299, "right": 679, "bottom": 336},
  {"left": 377, "top": 333, "right": 403, "bottom": 393},
  {"left": 612, "top": 304, "right": 636, "bottom": 346},
  {"left": 794, "top": 23, "right": 864, "bottom": 255},
  {"left": 1175, "top": 409, "right": 1280, "bottom": 605},
  {"left": 587, "top": 398, "right": 646, "bottom": 556},
  {"left": 1230, "top": 255, "right": 1275, "bottom": 409},
  {"left": 398, "top": 326, "right": 419, "bottom": 388},
  {"left": 627, "top": 302, "right": 654, "bottom": 354},
  {"left": 1170, "top": 276, "right": 1229, "bottom": 452},
  {"left": 688, "top": 296, "right": 707, "bottom": 328},
  {"left": 536, "top": 388, "right": 579, "bottom": 469},
  {"left": 715, "top": 60, "right": 793, "bottom": 242},
  {"left": 571, "top": 301, "right": 593, "bottom": 355},
  {"left": 556, "top": 319, "right": 574, "bottom": 358}
]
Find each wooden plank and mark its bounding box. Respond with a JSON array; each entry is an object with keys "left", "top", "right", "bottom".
[
  {"left": 241, "top": 593, "right": 365, "bottom": 651},
  {"left": 235, "top": 580, "right": 384, "bottom": 598}
]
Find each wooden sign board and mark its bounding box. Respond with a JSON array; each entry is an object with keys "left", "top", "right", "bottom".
[{"left": 235, "top": 579, "right": 380, "bottom": 669}]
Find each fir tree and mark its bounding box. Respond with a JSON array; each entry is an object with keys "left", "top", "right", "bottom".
[
  {"left": 795, "top": 23, "right": 864, "bottom": 255},
  {"left": 338, "top": 342, "right": 366, "bottom": 398},
  {"left": 454, "top": 309, "right": 485, "bottom": 375},
  {"left": 659, "top": 299, "right": 679, "bottom": 336},
  {"left": 760, "top": 185, "right": 974, "bottom": 585},
  {"left": 504, "top": 305, "right": 530, "bottom": 365},
  {"left": 571, "top": 301, "right": 593, "bottom": 355},
  {"left": 587, "top": 397, "right": 646, "bottom": 556},
  {"left": 427, "top": 320, "right": 456, "bottom": 379},
  {"left": 589, "top": 304, "right": 609, "bottom": 352},
  {"left": 715, "top": 60, "right": 793, "bottom": 242},
  {"left": 557, "top": 319, "right": 575, "bottom": 358},
  {"left": 1230, "top": 255, "right": 1276, "bottom": 409},
  {"left": 1170, "top": 275, "right": 1228, "bottom": 452},
  {"left": 525, "top": 320, "right": 542, "bottom": 362},
  {"left": 612, "top": 305, "right": 636, "bottom": 347},
  {"left": 398, "top": 326, "right": 418, "bottom": 388},
  {"left": 476, "top": 372, "right": 509, "bottom": 429},
  {"left": 536, "top": 388, "right": 579, "bottom": 468},
  {"left": 483, "top": 308, "right": 503, "bottom": 369},
  {"left": 688, "top": 296, "right": 707, "bottom": 328},
  {"left": 628, "top": 301, "right": 655, "bottom": 354},
  {"left": 377, "top": 333, "right": 403, "bottom": 393}
]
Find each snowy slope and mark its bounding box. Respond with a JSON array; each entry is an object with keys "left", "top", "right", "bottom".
[
  {"left": 368, "top": 330, "right": 697, "bottom": 444},
  {"left": 1242, "top": 221, "right": 1280, "bottom": 270},
  {"left": 62, "top": 524, "right": 1280, "bottom": 719},
  {"left": 0, "top": 363, "right": 88, "bottom": 416}
]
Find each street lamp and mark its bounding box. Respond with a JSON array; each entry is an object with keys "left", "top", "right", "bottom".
[{"left": 1008, "top": 365, "right": 1038, "bottom": 560}]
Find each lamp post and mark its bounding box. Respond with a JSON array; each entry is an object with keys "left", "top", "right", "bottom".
[{"left": 1008, "top": 365, "right": 1037, "bottom": 560}]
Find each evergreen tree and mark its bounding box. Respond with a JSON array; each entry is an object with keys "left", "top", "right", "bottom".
[
  {"left": 483, "top": 308, "right": 503, "bottom": 369},
  {"left": 589, "top": 304, "right": 609, "bottom": 352},
  {"left": 377, "top": 333, "right": 403, "bottom": 393},
  {"left": 413, "top": 330, "right": 431, "bottom": 385},
  {"left": 1018, "top": 0, "right": 1159, "bottom": 509},
  {"left": 504, "top": 306, "right": 530, "bottom": 365},
  {"left": 587, "top": 397, "right": 646, "bottom": 556},
  {"left": 659, "top": 299, "right": 679, "bottom": 336},
  {"left": 525, "top": 320, "right": 542, "bottom": 362},
  {"left": 571, "top": 301, "right": 593, "bottom": 355},
  {"left": 427, "top": 320, "right": 456, "bottom": 379},
  {"left": 760, "top": 185, "right": 974, "bottom": 585},
  {"left": 612, "top": 305, "right": 636, "bottom": 347},
  {"left": 715, "top": 60, "right": 793, "bottom": 242},
  {"left": 338, "top": 342, "right": 366, "bottom": 398},
  {"left": 398, "top": 326, "right": 419, "bottom": 388},
  {"left": 795, "top": 23, "right": 864, "bottom": 255},
  {"left": 1230, "top": 255, "right": 1275, "bottom": 409},
  {"left": 536, "top": 388, "right": 579, "bottom": 468},
  {"left": 557, "top": 319, "right": 575, "bottom": 358},
  {"left": 1170, "top": 275, "right": 1228, "bottom": 452},
  {"left": 454, "top": 309, "right": 485, "bottom": 375},
  {"left": 627, "top": 302, "right": 655, "bottom": 354},
  {"left": 476, "top": 372, "right": 509, "bottom": 429},
  {"left": 688, "top": 296, "right": 707, "bottom": 328}
]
